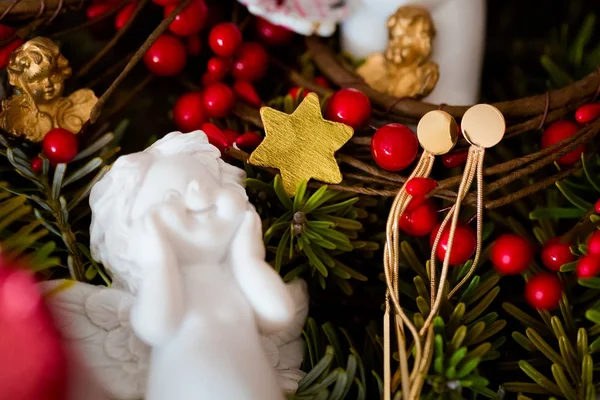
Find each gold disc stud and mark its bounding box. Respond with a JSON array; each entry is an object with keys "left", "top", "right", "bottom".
[
  {"left": 417, "top": 110, "right": 459, "bottom": 155},
  {"left": 461, "top": 104, "right": 506, "bottom": 148}
]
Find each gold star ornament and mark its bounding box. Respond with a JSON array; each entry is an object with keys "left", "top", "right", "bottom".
[{"left": 249, "top": 92, "right": 354, "bottom": 195}]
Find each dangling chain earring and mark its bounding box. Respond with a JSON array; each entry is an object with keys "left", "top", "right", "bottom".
[
  {"left": 383, "top": 110, "right": 459, "bottom": 400},
  {"left": 420, "top": 104, "right": 506, "bottom": 338}
]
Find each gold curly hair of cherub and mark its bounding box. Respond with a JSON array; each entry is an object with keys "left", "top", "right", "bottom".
[
  {"left": 6, "top": 37, "right": 72, "bottom": 87},
  {"left": 386, "top": 5, "right": 435, "bottom": 63},
  {"left": 387, "top": 5, "right": 435, "bottom": 34}
]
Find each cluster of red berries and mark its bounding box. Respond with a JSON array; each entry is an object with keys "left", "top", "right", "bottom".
[
  {"left": 541, "top": 102, "right": 600, "bottom": 166},
  {"left": 168, "top": 19, "right": 270, "bottom": 151},
  {"left": 398, "top": 176, "right": 479, "bottom": 266},
  {"left": 143, "top": 0, "right": 210, "bottom": 77},
  {"left": 574, "top": 231, "right": 600, "bottom": 279},
  {"left": 490, "top": 233, "right": 564, "bottom": 310},
  {"left": 489, "top": 226, "right": 600, "bottom": 311}
]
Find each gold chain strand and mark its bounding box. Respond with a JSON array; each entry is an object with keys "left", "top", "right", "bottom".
[
  {"left": 408, "top": 324, "right": 435, "bottom": 399},
  {"left": 447, "top": 148, "right": 485, "bottom": 298},
  {"left": 383, "top": 109, "right": 460, "bottom": 399},
  {"left": 421, "top": 146, "right": 480, "bottom": 336},
  {"left": 383, "top": 151, "right": 434, "bottom": 400},
  {"left": 428, "top": 151, "right": 477, "bottom": 306}
]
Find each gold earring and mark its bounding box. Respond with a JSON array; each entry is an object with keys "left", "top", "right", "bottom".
[
  {"left": 383, "top": 110, "right": 459, "bottom": 400},
  {"left": 421, "top": 104, "right": 506, "bottom": 338}
]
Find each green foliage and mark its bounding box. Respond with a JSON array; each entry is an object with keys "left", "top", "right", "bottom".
[
  {"left": 502, "top": 310, "right": 598, "bottom": 399},
  {"left": 541, "top": 13, "right": 599, "bottom": 87},
  {"left": 0, "top": 184, "right": 60, "bottom": 271},
  {"left": 531, "top": 154, "right": 600, "bottom": 225},
  {"left": 254, "top": 175, "right": 378, "bottom": 293},
  {"left": 0, "top": 121, "right": 126, "bottom": 281},
  {"left": 291, "top": 318, "right": 373, "bottom": 400},
  {"left": 395, "top": 241, "right": 504, "bottom": 399},
  {"left": 505, "top": 190, "right": 599, "bottom": 399}
]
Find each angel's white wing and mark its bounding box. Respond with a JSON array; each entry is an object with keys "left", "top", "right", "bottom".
[
  {"left": 261, "top": 279, "right": 310, "bottom": 393},
  {"left": 40, "top": 280, "right": 150, "bottom": 400},
  {"left": 41, "top": 279, "right": 308, "bottom": 397}
]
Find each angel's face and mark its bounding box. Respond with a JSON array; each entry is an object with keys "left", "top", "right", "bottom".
[{"left": 130, "top": 154, "right": 248, "bottom": 264}]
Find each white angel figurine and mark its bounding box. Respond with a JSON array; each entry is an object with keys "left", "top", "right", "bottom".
[
  {"left": 236, "top": 0, "right": 355, "bottom": 36},
  {"left": 40, "top": 130, "right": 309, "bottom": 400}
]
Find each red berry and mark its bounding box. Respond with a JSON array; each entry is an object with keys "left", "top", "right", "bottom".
[
  {"left": 114, "top": 2, "right": 136, "bottom": 30},
  {"left": 406, "top": 177, "right": 437, "bottom": 197},
  {"left": 0, "top": 265, "right": 69, "bottom": 400},
  {"left": 235, "top": 132, "right": 263, "bottom": 152},
  {"left": 255, "top": 17, "right": 295, "bottom": 46},
  {"left": 587, "top": 230, "right": 600, "bottom": 256},
  {"left": 491, "top": 234, "right": 533, "bottom": 275},
  {"left": 186, "top": 35, "right": 202, "bottom": 56},
  {"left": 576, "top": 255, "right": 600, "bottom": 279},
  {"left": 202, "top": 82, "right": 235, "bottom": 118},
  {"left": 326, "top": 88, "right": 371, "bottom": 130},
  {"left": 152, "top": 0, "right": 177, "bottom": 5},
  {"left": 399, "top": 198, "right": 438, "bottom": 237},
  {"left": 164, "top": 0, "right": 208, "bottom": 37},
  {"left": 202, "top": 72, "right": 220, "bottom": 85},
  {"left": 232, "top": 42, "right": 269, "bottom": 81},
  {"left": 371, "top": 123, "right": 418, "bottom": 171},
  {"left": 596, "top": 199, "right": 600, "bottom": 214},
  {"left": 405, "top": 196, "right": 427, "bottom": 212},
  {"left": 430, "top": 222, "right": 476, "bottom": 266},
  {"left": 200, "top": 123, "right": 229, "bottom": 151},
  {"left": 525, "top": 273, "right": 562, "bottom": 310},
  {"left": 541, "top": 120, "right": 585, "bottom": 166},
  {"left": 233, "top": 80, "right": 261, "bottom": 108},
  {"left": 31, "top": 156, "right": 43, "bottom": 173},
  {"left": 441, "top": 151, "right": 469, "bottom": 168},
  {"left": 288, "top": 87, "right": 310, "bottom": 99},
  {"left": 42, "top": 129, "right": 78, "bottom": 165},
  {"left": 86, "top": 2, "right": 118, "bottom": 19},
  {"left": 144, "top": 34, "right": 187, "bottom": 76},
  {"left": 575, "top": 103, "right": 600, "bottom": 124},
  {"left": 206, "top": 57, "right": 231, "bottom": 81},
  {"left": 314, "top": 76, "right": 329, "bottom": 88},
  {"left": 541, "top": 238, "right": 575, "bottom": 272},
  {"left": 0, "top": 38, "right": 24, "bottom": 70},
  {"left": 222, "top": 129, "right": 239, "bottom": 146},
  {"left": 209, "top": 22, "right": 242, "bottom": 57},
  {"left": 173, "top": 92, "right": 207, "bottom": 132},
  {"left": 0, "top": 25, "right": 14, "bottom": 40}
]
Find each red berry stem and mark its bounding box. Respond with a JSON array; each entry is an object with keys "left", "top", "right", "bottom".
[
  {"left": 89, "top": 0, "right": 193, "bottom": 124},
  {"left": 77, "top": 0, "right": 152, "bottom": 79}
]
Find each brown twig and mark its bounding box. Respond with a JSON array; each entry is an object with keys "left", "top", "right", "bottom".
[
  {"left": 233, "top": 101, "right": 263, "bottom": 127},
  {"left": 504, "top": 104, "right": 580, "bottom": 139},
  {"left": 0, "top": 0, "right": 21, "bottom": 20},
  {"left": 86, "top": 52, "right": 134, "bottom": 89},
  {"left": 88, "top": 0, "right": 193, "bottom": 124},
  {"left": 51, "top": 1, "right": 127, "bottom": 38},
  {"left": 0, "top": 0, "right": 80, "bottom": 20},
  {"left": 483, "top": 167, "right": 580, "bottom": 209},
  {"left": 100, "top": 74, "right": 154, "bottom": 122},
  {"left": 305, "top": 36, "right": 600, "bottom": 120},
  {"left": 76, "top": 0, "right": 151, "bottom": 78},
  {"left": 561, "top": 207, "right": 596, "bottom": 244}
]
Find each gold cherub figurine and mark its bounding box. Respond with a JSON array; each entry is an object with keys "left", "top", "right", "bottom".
[
  {"left": 0, "top": 37, "right": 97, "bottom": 142},
  {"left": 356, "top": 6, "right": 439, "bottom": 99}
]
